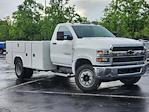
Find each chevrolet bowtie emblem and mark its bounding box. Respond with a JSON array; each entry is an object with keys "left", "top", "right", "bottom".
[{"left": 127, "top": 50, "right": 134, "bottom": 55}]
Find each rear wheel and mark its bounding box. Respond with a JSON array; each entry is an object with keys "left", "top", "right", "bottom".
[
  {"left": 15, "top": 58, "right": 33, "bottom": 79},
  {"left": 120, "top": 76, "right": 141, "bottom": 85},
  {"left": 75, "top": 64, "right": 101, "bottom": 92}
]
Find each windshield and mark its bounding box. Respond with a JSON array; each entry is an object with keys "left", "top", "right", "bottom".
[{"left": 72, "top": 25, "right": 115, "bottom": 38}]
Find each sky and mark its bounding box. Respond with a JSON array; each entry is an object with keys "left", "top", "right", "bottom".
[{"left": 0, "top": 0, "right": 149, "bottom": 21}]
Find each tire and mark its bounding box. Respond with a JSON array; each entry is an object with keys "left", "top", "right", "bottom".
[
  {"left": 24, "top": 68, "right": 33, "bottom": 78},
  {"left": 15, "top": 58, "right": 33, "bottom": 79},
  {"left": 75, "top": 64, "right": 101, "bottom": 92},
  {"left": 120, "top": 76, "right": 141, "bottom": 85}
]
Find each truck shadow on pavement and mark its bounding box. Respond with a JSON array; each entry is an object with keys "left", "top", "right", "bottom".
[
  {"left": 15, "top": 76, "right": 80, "bottom": 92},
  {"left": 14, "top": 75, "right": 145, "bottom": 98}
]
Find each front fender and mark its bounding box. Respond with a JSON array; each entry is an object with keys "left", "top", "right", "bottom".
[
  {"left": 72, "top": 56, "right": 93, "bottom": 74},
  {"left": 72, "top": 48, "right": 96, "bottom": 74}
]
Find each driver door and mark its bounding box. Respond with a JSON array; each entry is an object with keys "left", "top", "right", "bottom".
[{"left": 51, "top": 26, "right": 73, "bottom": 66}]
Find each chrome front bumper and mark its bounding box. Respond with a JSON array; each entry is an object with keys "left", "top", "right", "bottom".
[{"left": 94, "top": 64, "right": 147, "bottom": 80}]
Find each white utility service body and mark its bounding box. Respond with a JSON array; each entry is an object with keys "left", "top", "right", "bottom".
[
  {"left": 6, "top": 41, "right": 55, "bottom": 70},
  {"left": 6, "top": 23, "right": 147, "bottom": 92}
]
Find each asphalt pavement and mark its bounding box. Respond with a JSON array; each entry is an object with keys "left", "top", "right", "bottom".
[{"left": 1, "top": 55, "right": 149, "bottom": 112}]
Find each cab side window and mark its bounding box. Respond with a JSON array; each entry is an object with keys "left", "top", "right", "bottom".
[{"left": 58, "top": 26, "right": 72, "bottom": 40}]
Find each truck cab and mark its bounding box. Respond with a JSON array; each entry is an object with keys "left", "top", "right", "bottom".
[{"left": 6, "top": 23, "right": 147, "bottom": 92}]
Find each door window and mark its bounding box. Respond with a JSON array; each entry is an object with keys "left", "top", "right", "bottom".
[{"left": 58, "top": 26, "right": 72, "bottom": 40}]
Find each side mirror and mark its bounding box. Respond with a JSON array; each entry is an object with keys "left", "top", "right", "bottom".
[
  {"left": 66, "top": 35, "right": 73, "bottom": 40},
  {"left": 57, "top": 32, "right": 64, "bottom": 40}
]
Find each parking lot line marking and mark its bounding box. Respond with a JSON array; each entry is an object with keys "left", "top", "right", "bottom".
[
  {"left": 0, "top": 77, "right": 47, "bottom": 91},
  {"left": 15, "top": 90, "right": 149, "bottom": 99}
]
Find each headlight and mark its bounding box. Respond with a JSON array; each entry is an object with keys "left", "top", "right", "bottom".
[
  {"left": 96, "top": 50, "right": 111, "bottom": 57},
  {"left": 96, "top": 50, "right": 111, "bottom": 62}
]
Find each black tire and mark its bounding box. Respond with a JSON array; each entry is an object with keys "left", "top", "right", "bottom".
[
  {"left": 24, "top": 68, "right": 33, "bottom": 78},
  {"left": 15, "top": 58, "right": 33, "bottom": 79},
  {"left": 120, "top": 76, "right": 141, "bottom": 85},
  {"left": 75, "top": 64, "right": 101, "bottom": 92}
]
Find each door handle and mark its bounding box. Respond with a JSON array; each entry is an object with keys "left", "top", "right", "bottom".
[{"left": 52, "top": 43, "right": 57, "bottom": 45}]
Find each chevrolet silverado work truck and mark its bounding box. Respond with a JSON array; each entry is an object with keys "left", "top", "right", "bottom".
[{"left": 6, "top": 23, "right": 147, "bottom": 92}]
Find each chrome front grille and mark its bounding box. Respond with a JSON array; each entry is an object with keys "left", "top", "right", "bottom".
[
  {"left": 113, "top": 56, "right": 144, "bottom": 63},
  {"left": 112, "top": 46, "right": 144, "bottom": 51},
  {"left": 112, "top": 46, "right": 145, "bottom": 65}
]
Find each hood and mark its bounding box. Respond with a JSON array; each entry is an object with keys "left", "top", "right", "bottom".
[{"left": 75, "top": 37, "right": 143, "bottom": 50}]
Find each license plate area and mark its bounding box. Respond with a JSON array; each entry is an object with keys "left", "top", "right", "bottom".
[{"left": 118, "top": 67, "right": 141, "bottom": 75}]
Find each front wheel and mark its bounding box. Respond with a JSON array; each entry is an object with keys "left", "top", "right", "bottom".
[
  {"left": 75, "top": 64, "right": 101, "bottom": 92},
  {"left": 120, "top": 76, "right": 141, "bottom": 85}
]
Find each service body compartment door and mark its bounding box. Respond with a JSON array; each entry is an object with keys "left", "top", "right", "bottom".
[
  {"left": 6, "top": 41, "right": 13, "bottom": 65},
  {"left": 24, "top": 42, "right": 32, "bottom": 67},
  {"left": 13, "top": 41, "right": 26, "bottom": 53},
  {"left": 31, "top": 41, "right": 56, "bottom": 70},
  {"left": 32, "top": 42, "right": 43, "bottom": 69}
]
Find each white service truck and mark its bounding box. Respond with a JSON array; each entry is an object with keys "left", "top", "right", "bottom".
[{"left": 6, "top": 23, "right": 147, "bottom": 92}]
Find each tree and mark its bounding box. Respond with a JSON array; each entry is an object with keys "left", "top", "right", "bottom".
[
  {"left": 140, "top": 16, "right": 149, "bottom": 39},
  {"left": 0, "top": 19, "right": 10, "bottom": 41},
  {"left": 10, "top": 0, "right": 44, "bottom": 40},
  {"left": 40, "top": 0, "right": 88, "bottom": 40},
  {"left": 9, "top": 0, "right": 88, "bottom": 40},
  {"left": 101, "top": 0, "right": 149, "bottom": 38}
]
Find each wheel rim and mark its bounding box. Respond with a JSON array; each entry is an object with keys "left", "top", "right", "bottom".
[
  {"left": 16, "top": 62, "right": 23, "bottom": 76},
  {"left": 78, "top": 69, "right": 95, "bottom": 88}
]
